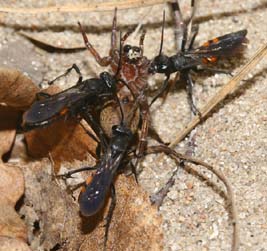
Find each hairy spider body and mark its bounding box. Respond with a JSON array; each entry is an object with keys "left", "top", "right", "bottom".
[
  {"left": 109, "top": 49, "right": 150, "bottom": 95},
  {"left": 79, "top": 9, "right": 153, "bottom": 159}
]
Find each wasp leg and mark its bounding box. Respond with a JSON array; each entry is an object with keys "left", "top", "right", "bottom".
[
  {"left": 150, "top": 74, "right": 170, "bottom": 106},
  {"left": 47, "top": 63, "right": 83, "bottom": 86},
  {"left": 150, "top": 166, "right": 178, "bottom": 208},
  {"left": 81, "top": 111, "right": 108, "bottom": 151},
  {"left": 170, "top": 1, "right": 186, "bottom": 51},
  {"left": 78, "top": 121, "right": 101, "bottom": 145},
  {"left": 103, "top": 184, "right": 116, "bottom": 251},
  {"left": 182, "top": 71, "right": 202, "bottom": 117},
  {"left": 57, "top": 166, "right": 97, "bottom": 180},
  {"left": 195, "top": 66, "right": 233, "bottom": 76},
  {"left": 185, "top": 0, "right": 197, "bottom": 48},
  {"left": 35, "top": 92, "right": 52, "bottom": 100}
]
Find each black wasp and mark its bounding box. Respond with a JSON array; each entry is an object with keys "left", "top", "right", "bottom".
[
  {"left": 149, "top": 1, "right": 248, "bottom": 115},
  {"left": 22, "top": 65, "right": 118, "bottom": 130},
  {"left": 22, "top": 22, "right": 127, "bottom": 134},
  {"left": 60, "top": 100, "right": 136, "bottom": 250}
]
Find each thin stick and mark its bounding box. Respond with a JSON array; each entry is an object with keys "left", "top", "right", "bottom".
[
  {"left": 146, "top": 145, "right": 239, "bottom": 251},
  {"left": 169, "top": 43, "right": 267, "bottom": 148},
  {"left": 0, "top": 0, "right": 167, "bottom": 14}
]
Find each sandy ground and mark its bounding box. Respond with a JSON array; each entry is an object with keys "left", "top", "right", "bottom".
[{"left": 0, "top": 0, "right": 267, "bottom": 250}]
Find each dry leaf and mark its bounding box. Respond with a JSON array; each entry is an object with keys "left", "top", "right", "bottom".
[
  {"left": 81, "top": 175, "right": 163, "bottom": 251},
  {"left": 0, "top": 68, "right": 97, "bottom": 171},
  {"left": 0, "top": 236, "right": 32, "bottom": 251},
  {"left": 0, "top": 67, "right": 39, "bottom": 109},
  {"left": 20, "top": 159, "right": 163, "bottom": 251},
  {"left": 0, "top": 163, "right": 26, "bottom": 240},
  {"left": 0, "top": 205, "right": 27, "bottom": 240},
  {"left": 21, "top": 159, "right": 84, "bottom": 250},
  {"left": 21, "top": 85, "right": 97, "bottom": 172},
  {"left": 24, "top": 119, "right": 97, "bottom": 172},
  {"left": 0, "top": 163, "right": 24, "bottom": 205},
  {"left": 100, "top": 93, "right": 140, "bottom": 138}
]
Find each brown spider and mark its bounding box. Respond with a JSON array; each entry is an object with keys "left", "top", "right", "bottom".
[{"left": 78, "top": 8, "right": 153, "bottom": 160}]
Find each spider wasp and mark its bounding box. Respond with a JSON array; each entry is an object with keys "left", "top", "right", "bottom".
[{"left": 149, "top": 1, "right": 248, "bottom": 115}]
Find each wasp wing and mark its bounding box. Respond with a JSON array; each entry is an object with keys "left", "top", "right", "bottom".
[
  {"left": 78, "top": 152, "right": 123, "bottom": 216},
  {"left": 22, "top": 85, "right": 89, "bottom": 129},
  {"left": 187, "top": 29, "right": 248, "bottom": 64}
]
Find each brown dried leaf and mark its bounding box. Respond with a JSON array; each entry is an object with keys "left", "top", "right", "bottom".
[
  {"left": 24, "top": 119, "right": 97, "bottom": 172},
  {"left": 0, "top": 205, "right": 27, "bottom": 240},
  {"left": 23, "top": 85, "right": 97, "bottom": 172},
  {"left": 20, "top": 159, "right": 163, "bottom": 251},
  {"left": 0, "top": 163, "right": 24, "bottom": 205},
  {"left": 80, "top": 175, "right": 163, "bottom": 251},
  {"left": 21, "top": 159, "right": 84, "bottom": 250},
  {"left": 0, "top": 68, "right": 39, "bottom": 109},
  {"left": 0, "top": 236, "right": 32, "bottom": 251},
  {"left": 0, "top": 163, "right": 26, "bottom": 240}
]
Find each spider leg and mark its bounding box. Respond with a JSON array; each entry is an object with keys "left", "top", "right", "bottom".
[
  {"left": 78, "top": 22, "right": 112, "bottom": 66},
  {"left": 139, "top": 29, "right": 146, "bottom": 56}
]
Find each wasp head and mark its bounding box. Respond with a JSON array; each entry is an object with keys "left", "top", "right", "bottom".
[
  {"left": 110, "top": 125, "right": 133, "bottom": 154},
  {"left": 148, "top": 54, "right": 170, "bottom": 74},
  {"left": 99, "top": 71, "right": 117, "bottom": 91}
]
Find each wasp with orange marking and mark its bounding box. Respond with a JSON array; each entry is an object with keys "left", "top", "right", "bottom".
[
  {"left": 59, "top": 111, "right": 134, "bottom": 250},
  {"left": 22, "top": 64, "right": 121, "bottom": 133},
  {"left": 149, "top": 1, "right": 248, "bottom": 115}
]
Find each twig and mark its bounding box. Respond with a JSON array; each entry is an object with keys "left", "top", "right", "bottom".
[{"left": 0, "top": 0, "right": 167, "bottom": 14}]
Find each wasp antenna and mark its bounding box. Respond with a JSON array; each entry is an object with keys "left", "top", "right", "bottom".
[
  {"left": 114, "top": 31, "right": 125, "bottom": 125},
  {"left": 159, "top": 10, "right": 166, "bottom": 56},
  {"left": 115, "top": 94, "right": 124, "bottom": 125}
]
